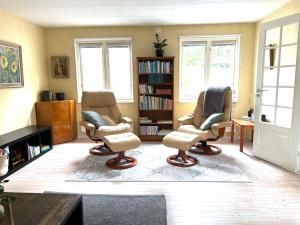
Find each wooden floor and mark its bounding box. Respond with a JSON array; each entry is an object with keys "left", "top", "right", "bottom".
[{"left": 4, "top": 137, "right": 300, "bottom": 225}]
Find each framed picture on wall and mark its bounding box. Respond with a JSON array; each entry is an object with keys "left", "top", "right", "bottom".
[
  {"left": 51, "top": 56, "right": 69, "bottom": 78},
  {"left": 0, "top": 41, "right": 24, "bottom": 88}
]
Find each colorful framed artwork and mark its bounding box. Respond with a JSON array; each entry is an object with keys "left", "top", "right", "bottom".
[
  {"left": 51, "top": 56, "right": 69, "bottom": 78},
  {"left": 0, "top": 41, "right": 23, "bottom": 88}
]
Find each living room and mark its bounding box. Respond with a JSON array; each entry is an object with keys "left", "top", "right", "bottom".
[{"left": 0, "top": 0, "right": 300, "bottom": 224}]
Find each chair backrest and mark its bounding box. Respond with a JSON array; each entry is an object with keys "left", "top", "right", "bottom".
[
  {"left": 191, "top": 89, "right": 232, "bottom": 127},
  {"left": 81, "top": 91, "right": 122, "bottom": 123}
]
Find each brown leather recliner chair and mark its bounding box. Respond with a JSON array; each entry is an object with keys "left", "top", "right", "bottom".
[
  {"left": 80, "top": 91, "right": 134, "bottom": 155},
  {"left": 178, "top": 89, "right": 232, "bottom": 155}
]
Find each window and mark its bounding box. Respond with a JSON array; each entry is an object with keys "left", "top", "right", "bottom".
[
  {"left": 179, "top": 35, "right": 240, "bottom": 102},
  {"left": 75, "top": 38, "right": 133, "bottom": 102}
]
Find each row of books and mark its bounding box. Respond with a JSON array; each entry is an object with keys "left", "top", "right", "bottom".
[
  {"left": 28, "top": 145, "right": 41, "bottom": 160},
  {"left": 140, "top": 126, "right": 159, "bottom": 135},
  {"left": 139, "top": 84, "right": 154, "bottom": 94},
  {"left": 147, "top": 74, "right": 165, "bottom": 84},
  {"left": 140, "top": 96, "right": 173, "bottom": 110},
  {"left": 139, "top": 84, "right": 172, "bottom": 94},
  {"left": 138, "top": 61, "right": 172, "bottom": 74},
  {"left": 140, "top": 126, "right": 172, "bottom": 136}
]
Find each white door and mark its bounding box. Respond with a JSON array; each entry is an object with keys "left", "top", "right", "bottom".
[{"left": 254, "top": 13, "right": 300, "bottom": 172}]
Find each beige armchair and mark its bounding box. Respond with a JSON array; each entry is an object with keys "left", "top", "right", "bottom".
[
  {"left": 80, "top": 91, "right": 134, "bottom": 155},
  {"left": 178, "top": 89, "right": 232, "bottom": 155}
]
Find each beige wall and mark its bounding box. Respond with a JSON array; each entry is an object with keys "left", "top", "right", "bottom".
[
  {"left": 45, "top": 23, "right": 256, "bottom": 133},
  {"left": 252, "top": 0, "right": 300, "bottom": 107},
  {"left": 0, "top": 10, "right": 48, "bottom": 135}
]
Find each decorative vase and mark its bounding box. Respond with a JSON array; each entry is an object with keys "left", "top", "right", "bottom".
[
  {"left": 155, "top": 49, "right": 164, "bottom": 57},
  {"left": 56, "top": 92, "right": 65, "bottom": 101}
]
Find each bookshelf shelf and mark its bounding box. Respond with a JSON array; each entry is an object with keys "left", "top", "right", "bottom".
[
  {"left": 138, "top": 56, "right": 174, "bottom": 141},
  {"left": 0, "top": 125, "right": 53, "bottom": 180}
]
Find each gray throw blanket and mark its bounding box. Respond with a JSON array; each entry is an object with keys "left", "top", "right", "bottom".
[{"left": 203, "top": 86, "right": 231, "bottom": 117}]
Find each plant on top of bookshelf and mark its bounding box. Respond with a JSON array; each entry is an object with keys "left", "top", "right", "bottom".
[{"left": 153, "top": 34, "right": 167, "bottom": 57}]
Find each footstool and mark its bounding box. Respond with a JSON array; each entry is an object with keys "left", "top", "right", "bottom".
[
  {"left": 163, "top": 131, "right": 199, "bottom": 167},
  {"left": 102, "top": 132, "right": 141, "bottom": 170}
]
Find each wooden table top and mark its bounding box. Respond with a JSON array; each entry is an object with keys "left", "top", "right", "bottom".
[
  {"left": 2, "top": 193, "right": 81, "bottom": 225},
  {"left": 232, "top": 119, "right": 255, "bottom": 127}
]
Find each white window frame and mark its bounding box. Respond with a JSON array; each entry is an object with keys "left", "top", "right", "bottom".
[
  {"left": 74, "top": 37, "right": 134, "bottom": 103},
  {"left": 179, "top": 35, "right": 241, "bottom": 102}
]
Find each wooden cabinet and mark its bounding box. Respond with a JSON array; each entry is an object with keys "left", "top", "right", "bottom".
[
  {"left": 137, "top": 56, "right": 174, "bottom": 141},
  {"left": 35, "top": 100, "right": 77, "bottom": 144}
]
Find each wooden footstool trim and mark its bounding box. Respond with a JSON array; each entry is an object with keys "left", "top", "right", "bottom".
[
  {"left": 189, "top": 142, "right": 222, "bottom": 156},
  {"left": 105, "top": 152, "right": 137, "bottom": 170},
  {"left": 167, "top": 150, "right": 198, "bottom": 167},
  {"left": 89, "top": 144, "right": 116, "bottom": 156}
]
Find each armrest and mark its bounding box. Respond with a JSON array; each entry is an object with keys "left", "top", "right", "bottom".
[
  {"left": 211, "top": 121, "right": 232, "bottom": 136},
  {"left": 177, "top": 115, "right": 194, "bottom": 127},
  {"left": 80, "top": 120, "right": 96, "bottom": 136},
  {"left": 120, "top": 116, "right": 134, "bottom": 130}
]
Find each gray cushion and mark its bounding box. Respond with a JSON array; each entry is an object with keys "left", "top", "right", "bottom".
[
  {"left": 82, "top": 111, "right": 107, "bottom": 128},
  {"left": 200, "top": 113, "right": 224, "bottom": 131}
]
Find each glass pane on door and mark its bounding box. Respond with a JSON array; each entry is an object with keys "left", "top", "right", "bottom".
[
  {"left": 277, "top": 88, "right": 294, "bottom": 107},
  {"left": 263, "top": 68, "right": 277, "bottom": 86},
  {"left": 266, "top": 27, "right": 280, "bottom": 46},
  {"left": 261, "top": 105, "right": 275, "bottom": 124},
  {"left": 278, "top": 67, "right": 296, "bottom": 86},
  {"left": 262, "top": 87, "right": 276, "bottom": 105},
  {"left": 280, "top": 45, "right": 298, "bottom": 66},
  {"left": 282, "top": 22, "right": 299, "bottom": 45}
]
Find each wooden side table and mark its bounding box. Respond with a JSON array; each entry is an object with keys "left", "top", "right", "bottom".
[{"left": 230, "top": 119, "right": 254, "bottom": 152}]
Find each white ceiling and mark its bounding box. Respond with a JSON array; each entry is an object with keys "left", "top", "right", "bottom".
[{"left": 0, "top": 0, "right": 291, "bottom": 27}]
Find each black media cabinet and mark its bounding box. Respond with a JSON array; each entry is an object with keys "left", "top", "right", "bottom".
[{"left": 0, "top": 125, "right": 53, "bottom": 180}]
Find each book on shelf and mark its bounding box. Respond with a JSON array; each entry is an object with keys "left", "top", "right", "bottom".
[
  {"left": 156, "top": 89, "right": 172, "bottom": 94},
  {"left": 138, "top": 61, "right": 172, "bottom": 74},
  {"left": 140, "top": 96, "right": 173, "bottom": 110}
]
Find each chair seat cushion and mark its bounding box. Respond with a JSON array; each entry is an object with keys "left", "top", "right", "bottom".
[
  {"left": 200, "top": 113, "right": 224, "bottom": 131},
  {"left": 178, "top": 125, "right": 217, "bottom": 140},
  {"left": 82, "top": 111, "right": 107, "bottom": 128},
  {"left": 96, "top": 123, "right": 132, "bottom": 137}
]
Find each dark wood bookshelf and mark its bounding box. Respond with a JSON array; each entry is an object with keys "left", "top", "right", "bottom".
[
  {"left": 0, "top": 125, "right": 53, "bottom": 180},
  {"left": 137, "top": 56, "right": 174, "bottom": 141}
]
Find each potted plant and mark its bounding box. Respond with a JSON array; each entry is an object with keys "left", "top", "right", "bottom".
[{"left": 153, "top": 34, "right": 167, "bottom": 57}]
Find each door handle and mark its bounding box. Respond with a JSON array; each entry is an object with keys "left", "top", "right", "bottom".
[
  {"left": 256, "top": 88, "right": 268, "bottom": 93},
  {"left": 256, "top": 88, "right": 268, "bottom": 97}
]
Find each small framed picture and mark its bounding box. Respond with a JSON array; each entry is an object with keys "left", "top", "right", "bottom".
[
  {"left": 51, "top": 56, "right": 69, "bottom": 78},
  {"left": 0, "top": 40, "right": 24, "bottom": 88}
]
